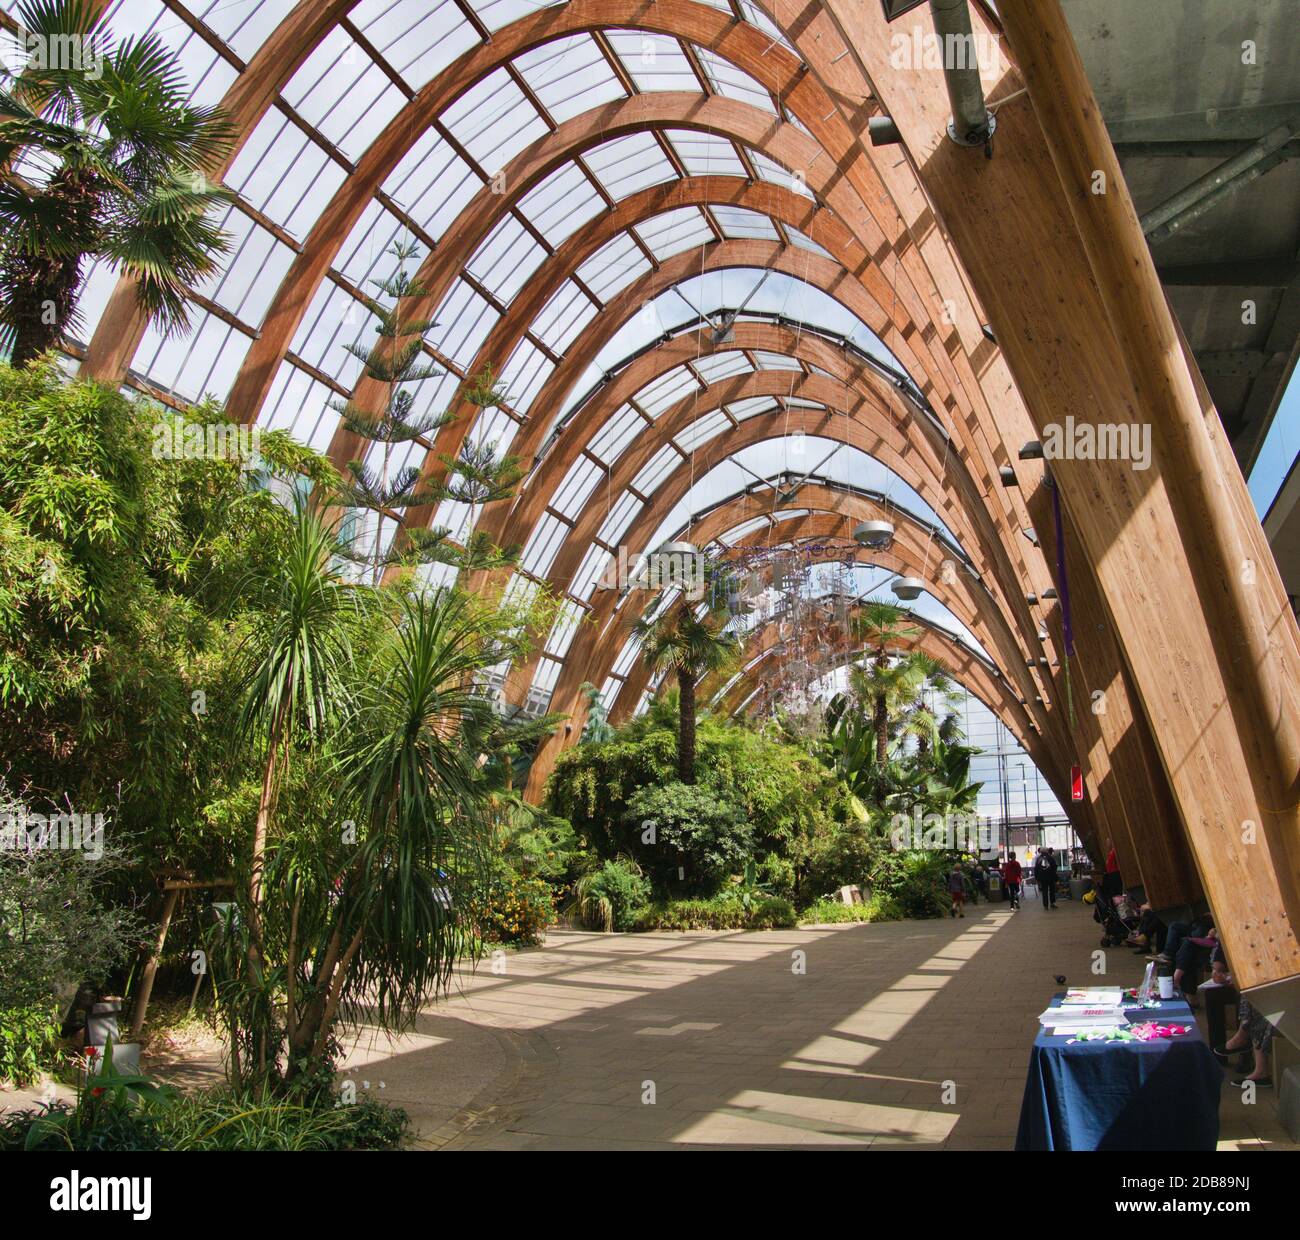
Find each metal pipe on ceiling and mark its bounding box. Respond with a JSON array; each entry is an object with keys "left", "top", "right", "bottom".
[{"left": 930, "top": 0, "right": 996, "bottom": 148}]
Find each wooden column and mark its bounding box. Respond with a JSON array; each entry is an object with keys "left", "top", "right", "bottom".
[{"left": 823, "top": 0, "right": 1299, "bottom": 1021}]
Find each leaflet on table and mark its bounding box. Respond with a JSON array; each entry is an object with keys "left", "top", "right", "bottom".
[
  {"left": 1049, "top": 1021, "right": 1126, "bottom": 1036},
  {"left": 1038, "top": 1006, "right": 1128, "bottom": 1026},
  {"left": 1060, "top": 987, "right": 1125, "bottom": 1005}
]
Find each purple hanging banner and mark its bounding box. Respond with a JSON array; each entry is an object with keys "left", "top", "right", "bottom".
[{"left": 1051, "top": 480, "right": 1075, "bottom": 657}]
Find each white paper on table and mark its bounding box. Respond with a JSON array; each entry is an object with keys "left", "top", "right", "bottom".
[{"left": 1061, "top": 987, "right": 1124, "bottom": 1005}]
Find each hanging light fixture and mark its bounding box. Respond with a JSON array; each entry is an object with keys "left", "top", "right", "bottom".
[
  {"left": 892, "top": 576, "right": 925, "bottom": 601},
  {"left": 1019, "top": 441, "right": 1044, "bottom": 460},
  {"left": 853, "top": 519, "right": 895, "bottom": 549}
]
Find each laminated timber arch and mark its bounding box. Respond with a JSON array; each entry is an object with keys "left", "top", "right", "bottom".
[
  {"left": 791, "top": 0, "right": 1300, "bottom": 1015},
  {"left": 485, "top": 323, "right": 1060, "bottom": 706},
  {"left": 505, "top": 390, "right": 1056, "bottom": 725},
  {"left": 527, "top": 487, "right": 1103, "bottom": 849},
  {"left": 328, "top": 89, "right": 994, "bottom": 492},
  {"left": 495, "top": 337, "right": 1077, "bottom": 766},
  {"left": 67, "top": 1, "right": 1298, "bottom": 1019}
]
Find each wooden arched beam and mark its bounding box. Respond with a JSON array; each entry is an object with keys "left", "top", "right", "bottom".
[
  {"left": 197, "top": 0, "right": 973, "bottom": 437},
  {"left": 496, "top": 341, "right": 1061, "bottom": 729},
  {"left": 323, "top": 91, "right": 964, "bottom": 481},
  {"left": 598, "top": 500, "right": 1072, "bottom": 815},
  {"left": 480, "top": 320, "right": 1050, "bottom": 661},
  {"left": 524, "top": 477, "right": 1075, "bottom": 799},
  {"left": 814, "top": 0, "right": 1300, "bottom": 1005}
]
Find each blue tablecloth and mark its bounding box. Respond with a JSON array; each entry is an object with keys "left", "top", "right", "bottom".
[{"left": 1015, "top": 995, "right": 1223, "bottom": 1151}]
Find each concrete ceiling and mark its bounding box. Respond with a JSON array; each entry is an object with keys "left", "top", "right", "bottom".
[{"left": 1064, "top": 0, "right": 1300, "bottom": 476}]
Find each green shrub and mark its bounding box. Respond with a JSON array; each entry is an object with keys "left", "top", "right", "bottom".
[
  {"left": 869, "top": 850, "right": 950, "bottom": 919},
  {"left": 747, "top": 896, "right": 797, "bottom": 929},
  {"left": 799, "top": 899, "right": 873, "bottom": 925},
  {"left": 571, "top": 858, "right": 650, "bottom": 931},
  {"left": 637, "top": 893, "right": 795, "bottom": 931},
  {"left": 1, "top": 1087, "right": 409, "bottom": 1152},
  {"left": 477, "top": 874, "right": 554, "bottom": 945},
  {"left": 0, "top": 1001, "right": 63, "bottom": 1087},
  {"left": 864, "top": 892, "right": 902, "bottom": 922},
  {"left": 621, "top": 782, "right": 752, "bottom": 896}
]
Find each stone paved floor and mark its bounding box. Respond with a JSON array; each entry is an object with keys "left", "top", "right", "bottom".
[{"left": 404, "top": 896, "right": 1300, "bottom": 1151}]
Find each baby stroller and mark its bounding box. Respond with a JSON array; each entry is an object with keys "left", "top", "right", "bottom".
[{"left": 1091, "top": 889, "right": 1141, "bottom": 948}]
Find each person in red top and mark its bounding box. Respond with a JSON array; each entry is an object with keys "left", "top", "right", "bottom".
[
  {"left": 1102, "top": 839, "right": 1123, "bottom": 903},
  {"left": 1001, "top": 854, "right": 1023, "bottom": 910}
]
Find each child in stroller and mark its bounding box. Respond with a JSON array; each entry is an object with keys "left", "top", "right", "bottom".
[{"left": 1090, "top": 882, "right": 1141, "bottom": 947}]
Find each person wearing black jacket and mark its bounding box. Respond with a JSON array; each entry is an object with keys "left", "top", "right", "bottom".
[{"left": 1034, "top": 847, "right": 1059, "bottom": 909}]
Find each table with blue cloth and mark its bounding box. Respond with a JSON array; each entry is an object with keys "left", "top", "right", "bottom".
[{"left": 1015, "top": 995, "right": 1223, "bottom": 1151}]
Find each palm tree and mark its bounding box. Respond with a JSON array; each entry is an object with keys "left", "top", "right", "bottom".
[
  {"left": 850, "top": 602, "right": 925, "bottom": 762},
  {"left": 925, "top": 739, "right": 984, "bottom": 815},
  {"left": 302, "top": 589, "right": 497, "bottom": 1064},
  {"left": 635, "top": 602, "right": 740, "bottom": 784},
  {"left": 236, "top": 495, "right": 357, "bottom": 924},
  {"left": 897, "top": 654, "right": 961, "bottom": 759},
  {"left": 0, "top": 0, "right": 234, "bottom": 365}
]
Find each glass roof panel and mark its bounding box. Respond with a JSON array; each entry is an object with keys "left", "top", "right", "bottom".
[
  {"left": 544, "top": 600, "right": 585, "bottom": 658},
  {"left": 634, "top": 367, "right": 700, "bottom": 418},
  {"left": 588, "top": 406, "right": 646, "bottom": 464},
  {"left": 605, "top": 31, "right": 698, "bottom": 93},
  {"left": 520, "top": 511, "right": 570, "bottom": 576},
  {"left": 583, "top": 132, "right": 679, "bottom": 201},
  {"left": 225, "top": 113, "right": 347, "bottom": 238},
  {"left": 611, "top": 637, "right": 642, "bottom": 678},
  {"left": 533, "top": 281, "right": 600, "bottom": 355},
  {"left": 751, "top": 351, "right": 803, "bottom": 371},
  {"left": 290, "top": 282, "right": 368, "bottom": 385},
  {"left": 382, "top": 128, "right": 480, "bottom": 237},
  {"left": 513, "top": 35, "right": 627, "bottom": 123},
  {"left": 441, "top": 68, "right": 548, "bottom": 173},
  {"left": 736, "top": 0, "right": 797, "bottom": 53},
  {"left": 336, "top": 201, "right": 403, "bottom": 286},
  {"left": 426, "top": 281, "right": 499, "bottom": 367},
  {"left": 633, "top": 208, "right": 714, "bottom": 262},
  {"left": 517, "top": 163, "right": 604, "bottom": 245},
  {"left": 573, "top": 544, "right": 613, "bottom": 603},
  {"left": 597, "top": 490, "right": 641, "bottom": 545},
  {"left": 497, "top": 340, "right": 553, "bottom": 415},
  {"left": 665, "top": 130, "right": 747, "bottom": 178},
  {"left": 551, "top": 457, "right": 605, "bottom": 520},
  {"left": 262, "top": 362, "right": 337, "bottom": 452},
  {"left": 631, "top": 442, "right": 682, "bottom": 495},
  {"left": 197, "top": 208, "right": 298, "bottom": 327},
  {"left": 177, "top": 0, "right": 297, "bottom": 64},
  {"left": 694, "top": 46, "right": 776, "bottom": 114},
  {"left": 675, "top": 408, "right": 732, "bottom": 453},
  {"left": 711, "top": 205, "right": 781, "bottom": 241},
  {"left": 729, "top": 396, "right": 782, "bottom": 421},
  {"left": 692, "top": 352, "right": 753, "bottom": 383},
  {"left": 467, "top": 216, "right": 547, "bottom": 301},
  {"left": 349, "top": 0, "right": 479, "bottom": 93},
  {"left": 476, "top": 0, "right": 565, "bottom": 34},
  {"left": 135, "top": 314, "right": 253, "bottom": 405},
  {"left": 577, "top": 234, "right": 652, "bottom": 302},
  {"left": 136, "top": 0, "right": 237, "bottom": 112}
]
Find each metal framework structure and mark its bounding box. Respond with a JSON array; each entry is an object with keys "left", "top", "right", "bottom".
[{"left": 21, "top": 0, "right": 1300, "bottom": 1030}]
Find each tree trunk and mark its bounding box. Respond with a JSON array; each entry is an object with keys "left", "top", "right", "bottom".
[
  {"left": 129, "top": 886, "right": 179, "bottom": 1037},
  {"left": 677, "top": 666, "right": 697, "bottom": 784},
  {"left": 4, "top": 170, "right": 98, "bottom": 367},
  {"left": 874, "top": 693, "right": 888, "bottom": 764},
  {"left": 250, "top": 706, "right": 285, "bottom": 910}
]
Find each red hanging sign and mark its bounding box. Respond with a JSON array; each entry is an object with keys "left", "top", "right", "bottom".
[{"left": 1070, "top": 765, "right": 1084, "bottom": 801}]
